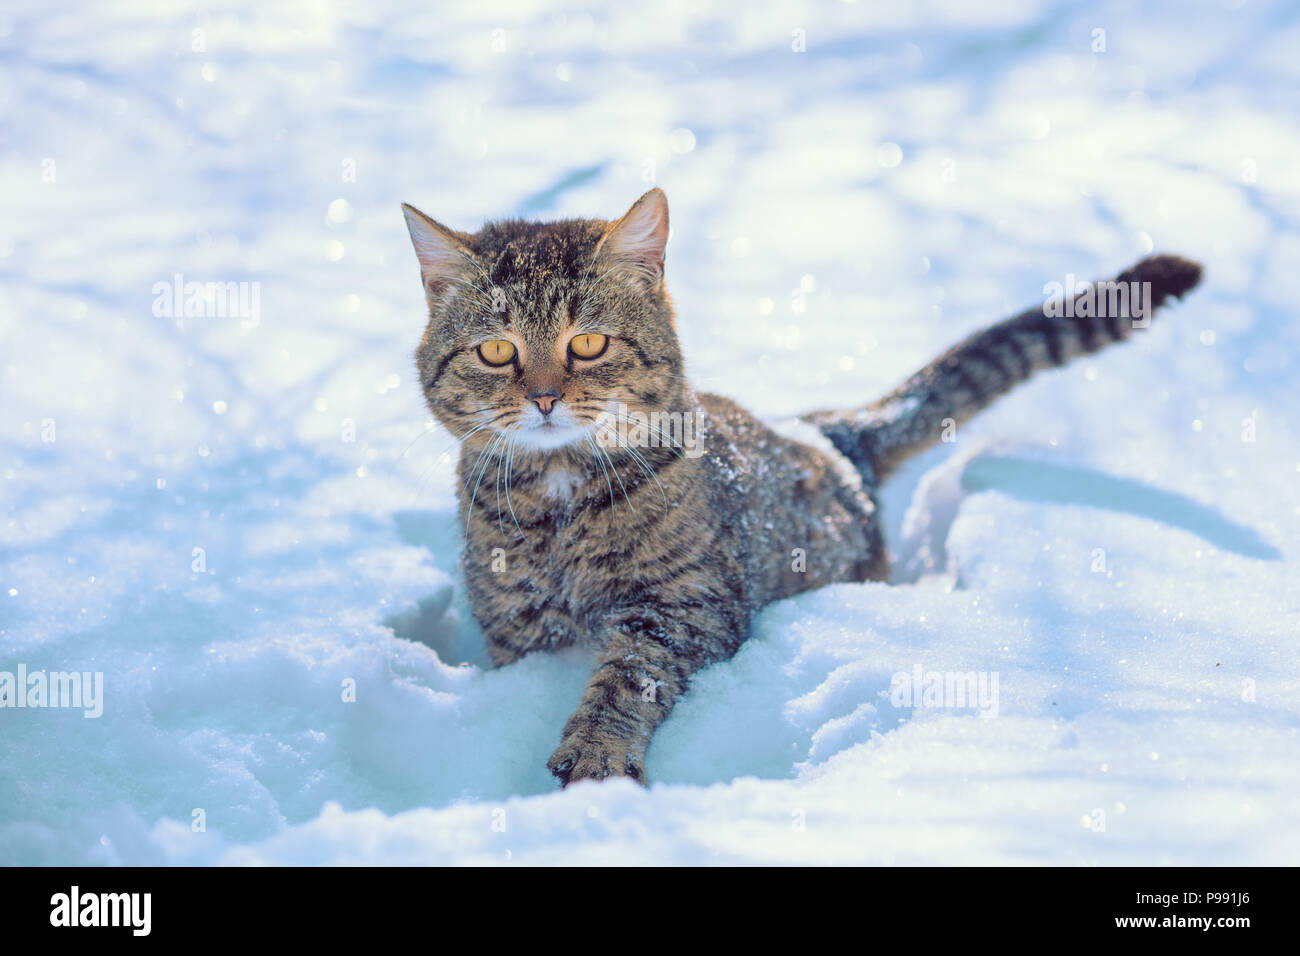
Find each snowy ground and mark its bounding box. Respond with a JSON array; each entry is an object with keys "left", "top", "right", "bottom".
[{"left": 2, "top": 0, "right": 1298, "bottom": 865}]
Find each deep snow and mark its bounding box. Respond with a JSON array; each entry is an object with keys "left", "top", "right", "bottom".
[{"left": 1, "top": 0, "right": 1298, "bottom": 865}]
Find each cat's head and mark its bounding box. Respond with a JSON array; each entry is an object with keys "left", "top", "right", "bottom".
[{"left": 402, "top": 189, "right": 683, "bottom": 457}]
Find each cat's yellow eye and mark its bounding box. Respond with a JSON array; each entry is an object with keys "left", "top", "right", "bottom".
[
  {"left": 477, "top": 340, "right": 516, "bottom": 367},
  {"left": 569, "top": 333, "right": 608, "bottom": 359}
]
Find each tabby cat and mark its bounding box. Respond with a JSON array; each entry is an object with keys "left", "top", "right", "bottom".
[{"left": 401, "top": 189, "right": 1202, "bottom": 786}]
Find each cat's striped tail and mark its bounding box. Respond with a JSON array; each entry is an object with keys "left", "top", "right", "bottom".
[{"left": 804, "top": 254, "right": 1203, "bottom": 485}]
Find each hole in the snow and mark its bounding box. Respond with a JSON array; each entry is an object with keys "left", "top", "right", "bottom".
[{"left": 387, "top": 509, "right": 488, "bottom": 666}]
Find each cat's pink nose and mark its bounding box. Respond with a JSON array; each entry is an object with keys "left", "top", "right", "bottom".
[{"left": 530, "top": 391, "right": 561, "bottom": 415}]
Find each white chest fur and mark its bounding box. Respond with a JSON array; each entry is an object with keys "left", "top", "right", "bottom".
[{"left": 543, "top": 468, "right": 581, "bottom": 501}]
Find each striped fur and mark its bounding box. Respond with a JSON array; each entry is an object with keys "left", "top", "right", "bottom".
[
  {"left": 806, "top": 255, "right": 1203, "bottom": 483},
  {"left": 402, "top": 191, "right": 1203, "bottom": 786}
]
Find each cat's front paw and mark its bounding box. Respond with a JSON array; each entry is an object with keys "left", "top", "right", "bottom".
[{"left": 547, "top": 735, "right": 646, "bottom": 787}]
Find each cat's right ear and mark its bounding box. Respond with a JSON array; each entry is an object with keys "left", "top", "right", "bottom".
[{"left": 401, "top": 203, "right": 474, "bottom": 304}]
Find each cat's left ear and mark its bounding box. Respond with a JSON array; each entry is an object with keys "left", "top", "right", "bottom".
[
  {"left": 596, "top": 188, "right": 670, "bottom": 288},
  {"left": 401, "top": 203, "right": 476, "bottom": 305}
]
